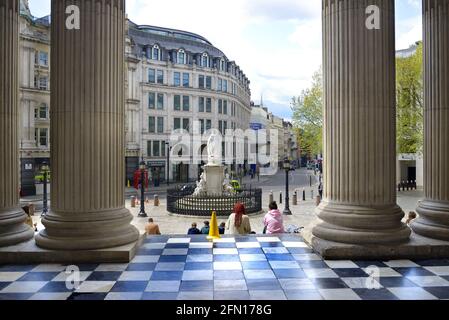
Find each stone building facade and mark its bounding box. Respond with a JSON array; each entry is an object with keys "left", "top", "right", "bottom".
[
  {"left": 18, "top": 2, "right": 50, "bottom": 196},
  {"left": 124, "top": 22, "right": 252, "bottom": 185},
  {"left": 17, "top": 2, "right": 252, "bottom": 194}
]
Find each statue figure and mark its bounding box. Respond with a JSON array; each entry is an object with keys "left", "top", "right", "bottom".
[
  {"left": 222, "top": 173, "right": 234, "bottom": 194},
  {"left": 193, "top": 172, "right": 207, "bottom": 197},
  {"left": 207, "top": 132, "right": 221, "bottom": 166}
]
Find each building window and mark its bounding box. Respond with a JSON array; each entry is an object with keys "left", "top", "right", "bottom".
[
  {"left": 174, "top": 118, "right": 181, "bottom": 130},
  {"left": 36, "top": 104, "right": 48, "bottom": 119},
  {"left": 148, "top": 69, "right": 156, "bottom": 83},
  {"left": 198, "top": 75, "right": 205, "bottom": 89},
  {"left": 201, "top": 53, "right": 209, "bottom": 67},
  {"left": 36, "top": 128, "right": 48, "bottom": 147},
  {"left": 157, "top": 93, "right": 164, "bottom": 110},
  {"left": 182, "top": 96, "right": 190, "bottom": 112},
  {"left": 161, "top": 141, "right": 166, "bottom": 157},
  {"left": 223, "top": 80, "right": 228, "bottom": 92},
  {"left": 153, "top": 141, "right": 160, "bottom": 157},
  {"left": 199, "top": 119, "right": 205, "bottom": 134},
  {"left": 157, "top": 70, "right": 164, "bottom": 84},
  {"left": 148, "top": 93, "right": 155, "bottom": 109},
  {"left": 206, "top": 119, "right": 212, "bottom": 131},
  {"left": 157, "top": 117, "right": 164, "bottom": 133},
  {"left": 223, "top": 100, "right": 228, "bottom": 115},
  {"left": 152, "top": 45, "right": 160, "bottom": 60},
  {"left": 174, "top": 95, "right": 181, "bottom": 111},
  {"left": 177, "top": 49, "right": 186, "bottom": 64},
  {"left": 206, "top": 98, "right": 212, "bottom": 113},
  {"left": 149, "top": 116, "right": 156, "bottom": 133},
  {"left": 217, "top": 78, "right": 222, "bottom": 92},
  {"left": 218, "top": 99, "right": 223, "bottom": 114},
  {"left": 220, "top": 59, "right": 225, "bottom": 71},
  {"left": 182, "top": 73, "right": 190, "bottom": 87},
  {"left": 199, "top": 97, "right": 205, "bottom": 113},
  {"left": 36, "top": 76, "right": 48, "bottom": 90},
  {"left": 147, "top": 141, "right": 152, "bottom": 157},
  {"left": 183, "top": 118, "right": 189, "bottom": 130},
  {"left": 39, "top": 52, "right": 48, "bottom": 66},
  {"left": 206, "top": 76, "right": 212, "bottom": 90},
  {"left": 174, "top": 72, "right": 181, "bottom": 86},
  {"left": 219, "top": 121, "right": 223, "bottom": 135}
]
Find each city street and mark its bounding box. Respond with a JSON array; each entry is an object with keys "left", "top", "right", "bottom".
[{"left": 25, "top": 168, "right": 424, "bottom": 237}]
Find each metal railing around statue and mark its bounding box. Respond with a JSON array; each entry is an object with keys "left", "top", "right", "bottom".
[{"left": 167, "top": 184, "right": 263, "bottom": 217}]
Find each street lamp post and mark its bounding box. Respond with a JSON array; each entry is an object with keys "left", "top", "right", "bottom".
[
  {"left": 166, "top": 142, "right": 170, "bottom": 186},
  {"left": 283, "top": 158, "right": 292, "bottom": 215},
  {"left": 41, "top": 161, "right": 50, "bottom": 217},
  {"left": 138, "top": 161, "right": 148, "bottom": 218}
]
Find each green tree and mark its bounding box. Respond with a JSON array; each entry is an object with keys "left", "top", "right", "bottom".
[
  {"left": 396, "top": 42, "right": 423, "bottom": 154},
  {"left": 291, "top": 69, "right": 323, "bottom": 158}
]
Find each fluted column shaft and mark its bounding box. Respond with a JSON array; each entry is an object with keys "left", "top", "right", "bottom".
[
  {"left": 412, "top": 0, "right": 449, "bottom": 241},
  {"left": 35, "top": 0, "right": 139, "bottom": 250},
  {"left": 312, "top": 0, "right": 410, "bottom": 244},
  {"left": 0, "top": 0, "right": 34, "bottom": 246}
]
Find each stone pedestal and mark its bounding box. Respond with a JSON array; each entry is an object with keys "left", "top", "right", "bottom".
[
  {"left": 204, "top": 165, "right": 224, "bottom": 196},
  {"left": 311, "top": 0, "right": 410, "bottom": 245},
  {"left": 412, "top": 0, "right": 449, "bottom": 241},
  {"left": 0, "top": 0, "right": 34, "bottom": 247},
  {"left": 35, "top": 0, "right": 139, "bottom": 250}
]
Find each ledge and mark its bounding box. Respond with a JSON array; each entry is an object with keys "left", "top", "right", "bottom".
[
  {"left": 302, "top": 226, "right": 449, "bottom": 260},
  {"left": 0, "top": 234, "right": 145, "bottom": 264}
]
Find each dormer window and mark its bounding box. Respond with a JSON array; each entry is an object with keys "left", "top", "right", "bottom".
[
  {"left": 201, "top": 53, "right": 209, "bottom": 68},
  {"left": 152, "top": 45, "right": 160, "bottom": 60},
  {"left": 220, "top": 59, "right": 225, "bottom": 71},
  {"left": 177, "top": 49, "right": 186, "bottom": 64}
]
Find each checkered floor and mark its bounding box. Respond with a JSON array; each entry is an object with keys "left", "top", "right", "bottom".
[{"left": 1, "top": 234, "right": 449, "bottom": 300}]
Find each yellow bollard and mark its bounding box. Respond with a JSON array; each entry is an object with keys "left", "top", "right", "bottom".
[{"left": 207, "top": 211, "right": 221, "bottom": 241}]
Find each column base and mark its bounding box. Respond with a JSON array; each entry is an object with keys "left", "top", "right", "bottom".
[
  {"left": 412, "top": 200, "right": 449, "bottom": 241},
  {"left": 303, "top": 226, "right": 449, "bottom": 260},
  {"left": 35, "top": 208, "right": 140, "bottom": 251},
  {"left": 312, "top": 202, "right": 411, "bottom": 245},
  {"left": 0, "top": 208, "right": 35, "bottom": 247}
]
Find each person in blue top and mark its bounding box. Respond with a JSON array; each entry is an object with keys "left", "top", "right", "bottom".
[
  {"left": 201, "top": 221, "right": 210, "bottom": 234},
  {"left": 218, "top": 222, "right": 226, "bottom": 235},
  {"left": 187, "top": 223, "right": 201, "bottom": 235}
]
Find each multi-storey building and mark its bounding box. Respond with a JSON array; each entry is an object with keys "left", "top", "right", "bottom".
[
  {"left": 18, "top": 1, "right": 50, "bottom": 196},
  {"left": 17, "top": 1, "right": 253, "bottom": 194},
  {"left": 283, "top": 121, "right": 300, "bottom": 167},
  {"left": 124, "top": 21, "right": 252, "bottom": 184}
]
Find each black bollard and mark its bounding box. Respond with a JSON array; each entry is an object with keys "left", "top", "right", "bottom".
[
  {"left": 280, "top": 191, "right": 283, "bottom": 204},
  {"left": 302, "top": 189, "right": 306, "bottom": 201},
  {"left": 398, "top": 183, "right": 401, "bottom": 192}
]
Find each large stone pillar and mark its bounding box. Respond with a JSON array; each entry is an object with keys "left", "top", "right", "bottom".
[
  {"left": 0, "top": 0, "right": 34, "bottom": 247},
  {"left": 312, "top": 0, "right": 411, "bottom": 244},
  {"left": 35, "top": 0, "right": 139, "bottom": 250},
  {"left": 412, "top": 0, "right": 449, "bottom": 241}
]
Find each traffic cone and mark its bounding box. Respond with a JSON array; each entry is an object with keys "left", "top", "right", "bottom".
[
  {"left": 207, "top": 211, "right": 221, "bottom": 241},
  {"left": 127, "top": 180, "right": 131, "bottom": 188}
]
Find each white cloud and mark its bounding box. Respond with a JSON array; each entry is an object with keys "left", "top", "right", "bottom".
[{"left": 396, "top": 15, "right": 422, "bottom": 50}]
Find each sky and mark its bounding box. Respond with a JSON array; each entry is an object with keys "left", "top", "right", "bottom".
[{"left": 28, "top": 0, "right": 422, "bottom": 121}]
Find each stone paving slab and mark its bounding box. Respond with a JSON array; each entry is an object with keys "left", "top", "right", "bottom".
[{"left": 1, "top": 234, "right": 449, "bottom": 300}]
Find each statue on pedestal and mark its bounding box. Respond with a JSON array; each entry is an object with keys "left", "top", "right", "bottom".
[{"left": 207, "top": 133, "right": 221, "bottom": 166}]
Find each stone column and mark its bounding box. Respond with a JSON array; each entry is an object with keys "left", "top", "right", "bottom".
[
  {"left": 0, "top": 0, "right": 34, "bottom": 247},
  {"left": 412, "top": 0, "right": 449, "bottom": 241},
  {"left": 312, "top": 0, "right": 410, "bottom": 244},
  {"left": 35, "top": 0, "right": 139, "bottom": 250}
]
